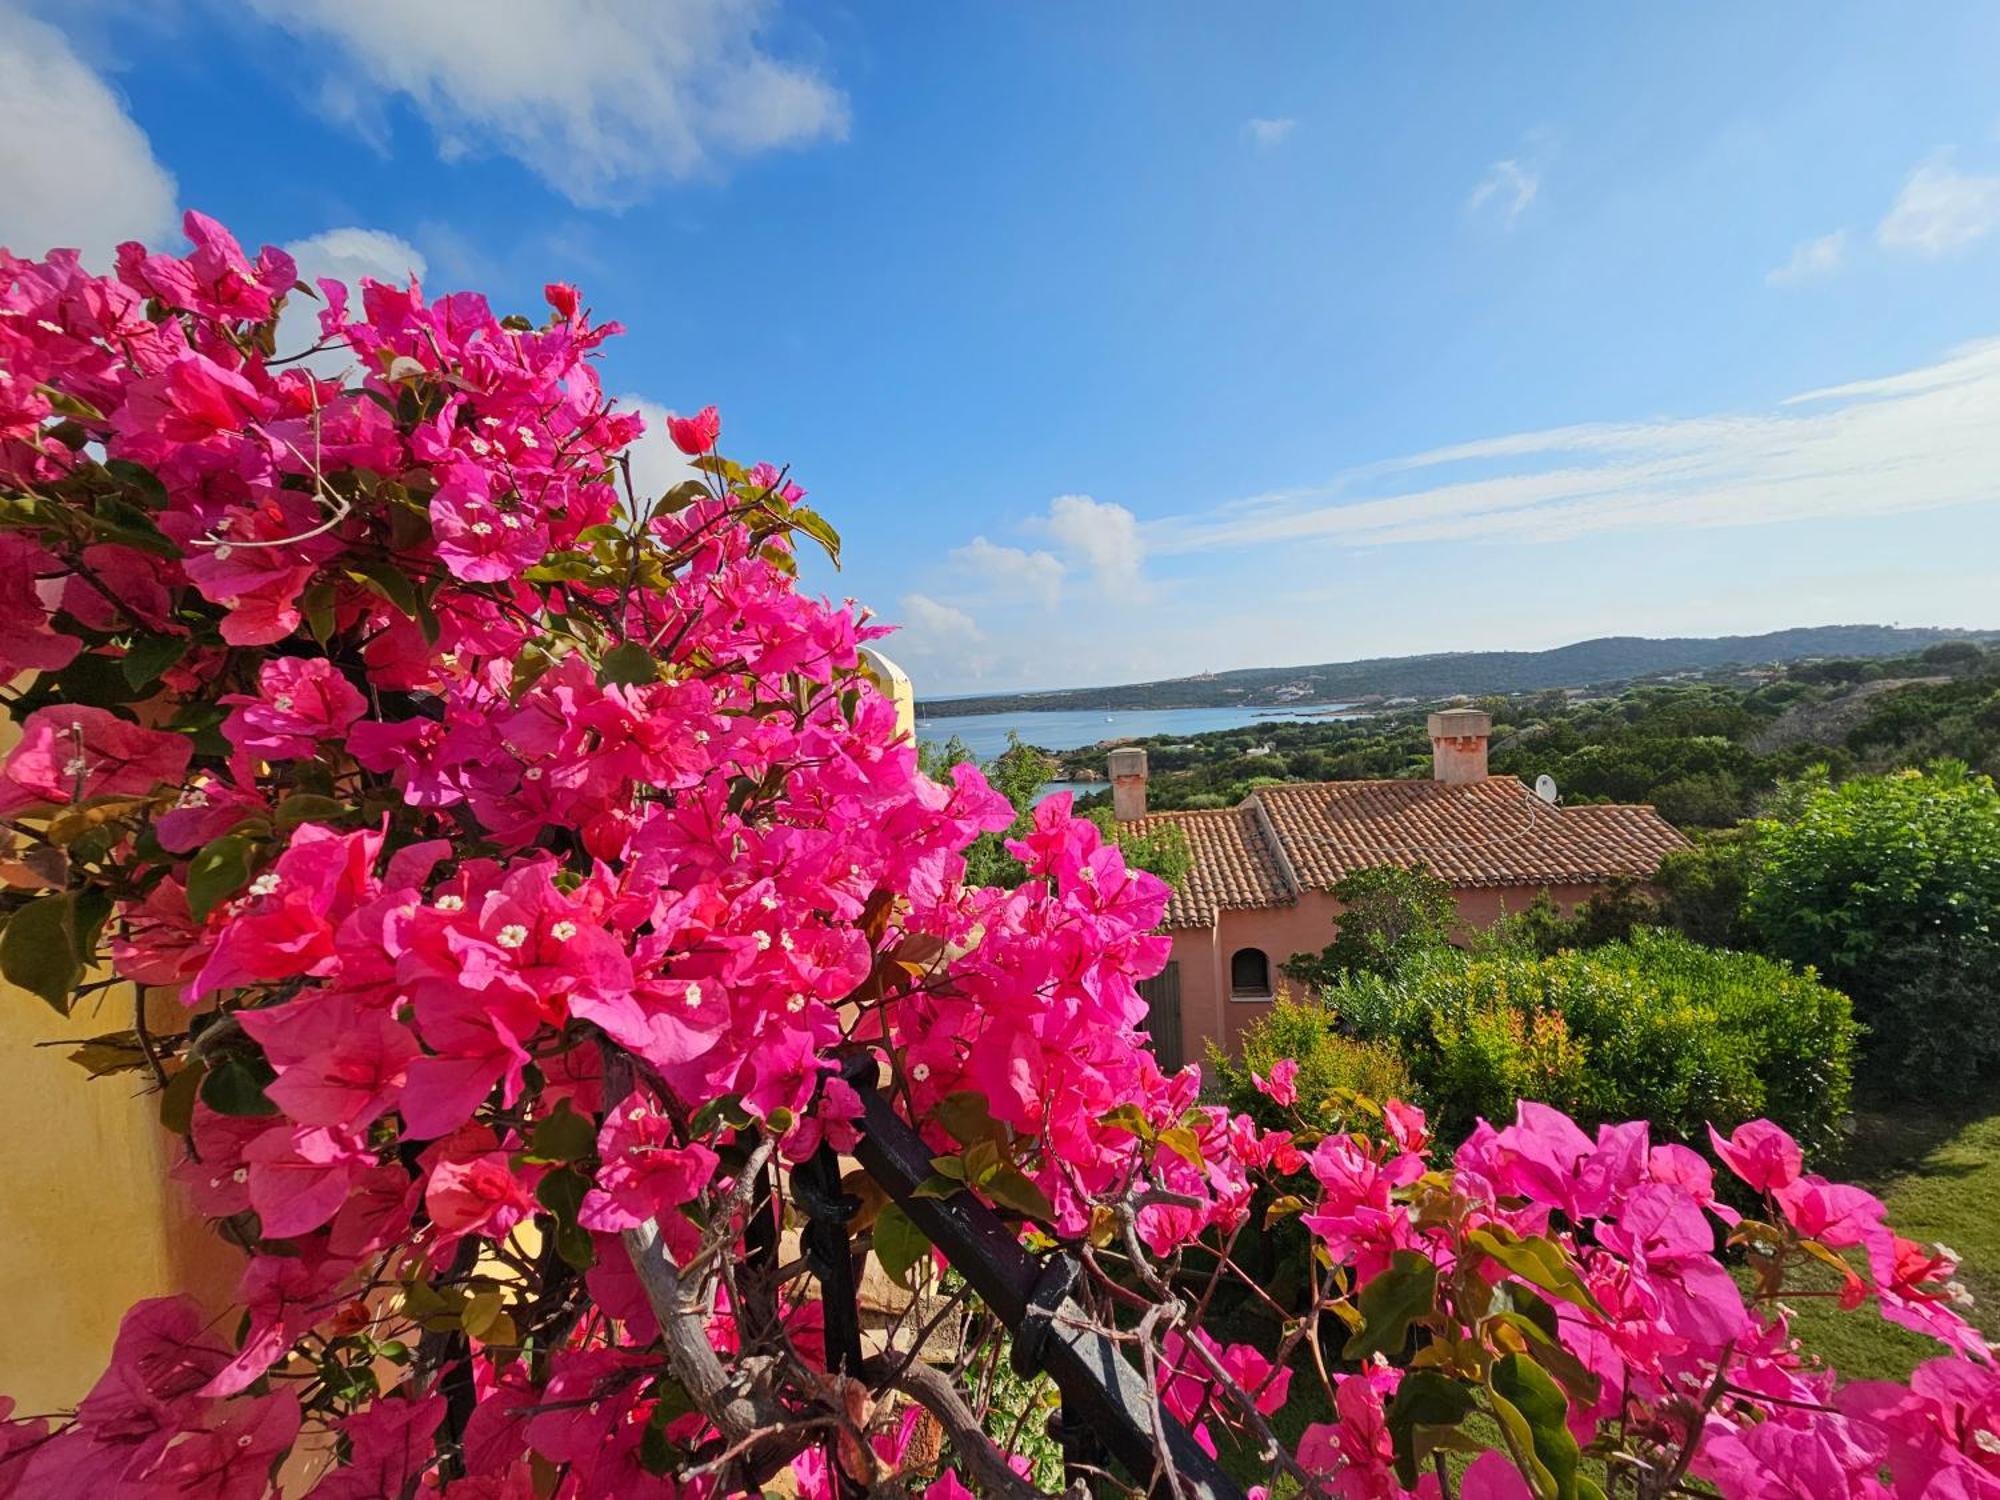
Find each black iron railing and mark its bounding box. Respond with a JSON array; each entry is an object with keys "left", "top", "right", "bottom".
[{"left": 797, "top": 1056, "right": 1250, "bottom": 1500}]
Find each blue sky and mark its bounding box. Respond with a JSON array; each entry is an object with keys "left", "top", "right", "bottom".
[{"left": 6, "top": 2, "right": 2000, "bottom": 693}]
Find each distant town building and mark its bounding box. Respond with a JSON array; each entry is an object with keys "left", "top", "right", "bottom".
[{"left": 1110, "top": 710, "right": 1688, "bottom": 1071}]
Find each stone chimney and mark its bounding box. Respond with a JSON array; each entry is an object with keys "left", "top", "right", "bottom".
[
  {"left": 1427, "top": 708, "right": 1491, "bottom": 784},
  {"left": 1109, "top": 747, "right": 1148, "bottom": 820}
]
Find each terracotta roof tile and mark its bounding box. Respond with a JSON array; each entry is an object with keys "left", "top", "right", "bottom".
[
  {"left": 1131, "top": 777, "right": 1688, "bottom": 928},
  {"left": 1125, "top": 805, "right": 1292, "bottom": 929},
  {"left": 1256, "top": 777, "right": 1687, "bottom": 893}
]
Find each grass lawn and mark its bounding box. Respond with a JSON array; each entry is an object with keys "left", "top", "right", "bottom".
[{"left": 1755, "top": 1084, "right": 2000, "bottom": 1382}]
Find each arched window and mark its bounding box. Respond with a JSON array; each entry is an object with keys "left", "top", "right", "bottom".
[{"left": 1230, "top": 947, "right": 1271, "bottom": 999}]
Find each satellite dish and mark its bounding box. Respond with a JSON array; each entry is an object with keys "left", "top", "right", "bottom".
[{"left": 1534, "top": 774, "right": 1560, "bottom": 806}]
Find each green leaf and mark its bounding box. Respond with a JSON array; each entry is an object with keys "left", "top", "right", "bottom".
[
  {"left": 1097, "top": 1102, "right": 1151, "bottom": 1139},
  {"left": 346, "top": 558, "right": 421, "bottom": 618},
  {"left": 1, "top": 893, "right": 91, "bottom": 1013},
  {"left": 872, "top": 1202, "right": 931, "bottom": 1288},
  {"left": 1467, "top": 1227, "right": 1607, "bottom": 1318},
  {"left": 200, "top": 1057, "right": 277, "bottom": 1117},
  {"left": 89, "top": 494, "right": 178, "bottom": 556},
  {"left": 650, "top": 480, "right": 710, "bottom": 517},
  {"left": 120, "top": 634, "right": 191, "bottom": 691},
  {"left": 530, "top": 1099, "right": 598, "bottom": 1163},
  {"left": 1344, "top": 1249, "right": 1438, "bottom": 1361},
  {"left": 980, "top": 1166, "right": 1054, "bottom": 1223},
  {"left": 1489, "top": 1353, "right": 1582, "bottom": 1500},
  {"left": 1386, "top": 1370, "right": 1478, "bottom": 1489},
  {"left": 186, "top": 833, "right": 256, "bottom": 922},
  {"left": 273, "top": 794, "right": 349, "bottom": 830},
  {"left": 1156, "top": 1126, "right": 1204, "bottom": 1169},
  {"left": 936, "top": 1090, "right": 1005, "bottom": 1148},
  {"left": 160, "top": 1061, "right": 207, "bottom": 1134},
  {"left": 909, "top": 1173, "right": 961, "bottom": 1200},
  {"left": 302, "top": 578, "right": 337, "bottom": 646},
  {"left": 536, "top": 1166, "right": 596, "bottom": 1270},
  {"left": 1484, "top": 1310, "right": 1602, "bottom": 1407},
  {"left": 787, "top": 505, "right": 841, "bottom": 568},
  {"left": 597, "top": 641, "right": 659, "bottom": 688},
  {"left": 67, "top": 1031, "right": 151, "bottom": 1077}
]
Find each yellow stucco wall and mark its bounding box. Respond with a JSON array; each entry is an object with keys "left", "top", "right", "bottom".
[
  {"left": 0, "top": 980, "right": 239, "bottom": 1412},
  {"left": 0, "top": 692, "right": 236, "bottom": 1414}
]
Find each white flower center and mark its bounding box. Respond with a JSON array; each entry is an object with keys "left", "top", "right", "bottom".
[
  {"left": 436, "top": 894, "right": 465, "bottom": 912},
  {"left": 684, "top": 981, "right": 703, "bottom": 1008},
  {"left": 550, "top": 920, "right": 577, "bottom": 941},
  {"left": 248, "top": 873, "right": 282, "bottom": 897},
  {"left": 911, "top": 1062, "right": 931, "bottom": 1082},
  {"left": 272, "top": 695, "right": 294, "bottom": 712},
  {"left": 524, "top": 766, "right": 543, "bottom": 781},
  {"left": 753, "top": 931, "right": 772, "bottom": 950},
  {"left": 471, "top": 521, "right": 494, "bottom": 536},
  {"left": 497, "top": 924, "right": 529, "bottom": 949},
  {"left": 785, "top": 993, "right": 806, "bottom": 1013}
]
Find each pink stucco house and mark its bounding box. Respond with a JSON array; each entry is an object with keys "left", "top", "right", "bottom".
[{"left": 1109, "top": 709, "right": 1688, "bottom": 1070}]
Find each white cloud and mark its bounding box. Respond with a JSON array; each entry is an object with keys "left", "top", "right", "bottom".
[
  {"left": 1148, "top": 336, "right": 2000, "bottom": 553},
  {"left": 287, "top": 226, "right": 427, "bottom": 287},
  {"left": 1466, "top": 158, "right": 1539, "bottom": 228},
  {"left": 1040, "top": 493, "right": 1149, "bottom": 599},
  {"left": 0, "top": 4, "right": 177, "bottom": 264},
  {"left": 949, "top": 536, "right": 1065, "bottom": 607},
  {"left": 1877, "top": 154, "right": 2000, "bottom": 257},
  {"left": 613, "top": 394, "right": 708, "bottom": 509},
  {"left": 1766, "top": 229, "right": 1847, "bottom": 286},
  {"left": 1244, "top": 117, "right": 1297, "bottom": 148},
  {"left": 274, "top": 227, "right": 427, "bottom": 372},
  {"left": 243, "top": 0, "right": 849, "bottom": 207},
  {"left": 899, "top": 593, "right": 981, "bottom": 643}
]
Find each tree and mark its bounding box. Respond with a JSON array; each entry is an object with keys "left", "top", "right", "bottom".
[
  {"left": 0, "top": 218, "right": 1992, "bottom": 1500},
  {"left": 1286, "top": 864, "right": 1457, "bottom": 989},
  {"left": 1743, "top": 763, "right": 2000, "bottom": 1091}
]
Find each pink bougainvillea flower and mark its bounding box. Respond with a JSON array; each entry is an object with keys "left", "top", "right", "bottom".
[
  {"left": 243, "top": 1122, "right": 375, "bottom": 1238},
  {"left": 0, "top": 703, "right": 190, "bottom": 814},
  {"left": 665, "top": 404, "right": 721, "bottom": 455},
  {"left": 0, "top": 534, "right": 82, "bottom": 679},
  {"left": 577, "top": 1094, "right": 720, "bottom": 1234},
  {"left": 1252, "top": 1057, "right": 1298, "bottom": 1107},
  {"left": 424, "top": 1136, "right": 541, "bottom": 1248},
  {"left": 1710, "top": 1118, "right": 1805, "bottom": 1195},
  {"left": 220, "top": 654, "right": 366, "bottom": 761},
  {"left": 307, "top": 1393, "right": 446, "bottom": 1500}
]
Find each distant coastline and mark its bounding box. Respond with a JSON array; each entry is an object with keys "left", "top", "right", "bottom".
[{"left": 917, "top": 624, "right": 1994, "bottom": 718}]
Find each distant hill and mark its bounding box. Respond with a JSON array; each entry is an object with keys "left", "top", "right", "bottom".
[{"left": 921, "top": 625, "right": 1997, "bottom": 716}]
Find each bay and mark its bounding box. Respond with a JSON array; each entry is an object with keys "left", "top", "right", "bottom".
[{"left": 914, "top": 703, "right": 1355, "bottom": 763}]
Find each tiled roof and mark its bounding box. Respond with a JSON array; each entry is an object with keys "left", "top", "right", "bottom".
[
  {"left": 1135, "top": 777, "right": 1688, "bottom": 929},
  {"left": 1124, "top": 805, "right": 1292, "bottom": 929}
]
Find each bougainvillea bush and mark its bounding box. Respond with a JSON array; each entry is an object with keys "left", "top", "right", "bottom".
[{"left": 0, "top": 215, "right": 1994, "bottom": 1498}]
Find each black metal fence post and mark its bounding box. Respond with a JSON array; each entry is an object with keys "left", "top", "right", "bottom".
[{"left": 842, "top": 1058, "right": 1249, "bottom": 1500}]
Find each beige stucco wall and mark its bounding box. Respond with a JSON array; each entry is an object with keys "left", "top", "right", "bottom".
[{"left": 1165, "top": 882, "right": 1607, "bottom": 1075}]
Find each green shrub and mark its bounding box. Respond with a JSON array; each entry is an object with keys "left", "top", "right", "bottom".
[
  {"left": 1657, "top": 831, "right": 1754, "bottom": 949},
  {"left": 1743, "top": 763, "right": 2000, "bottom": 1092},
  {"left": 1485, "top": 878, "right": 1662, "bottom": 958},
  {"left": 1325, "top": 931, "right": 1857, "bottom": 1154},
  {"left": 1209, "top": 995, "right": 1416, "bottom": 1134}
]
